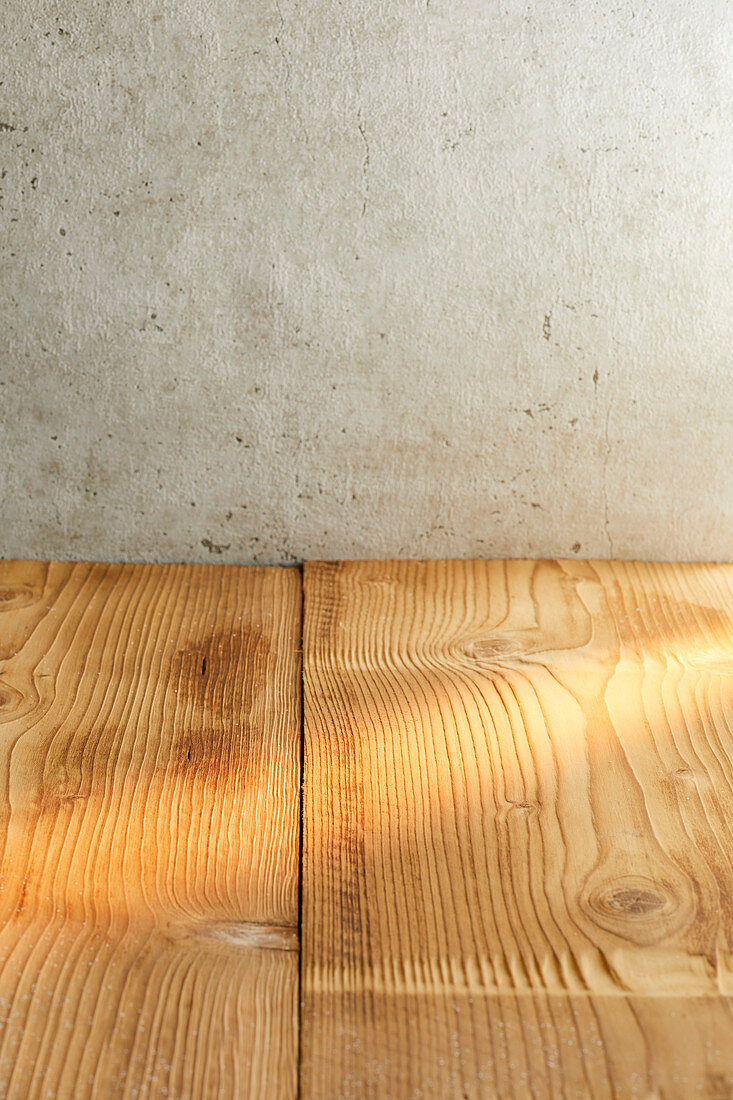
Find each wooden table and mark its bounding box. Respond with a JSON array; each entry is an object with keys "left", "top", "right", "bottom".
[{"left": 0, "top": 559, "right": 731, "bottom": 1098}]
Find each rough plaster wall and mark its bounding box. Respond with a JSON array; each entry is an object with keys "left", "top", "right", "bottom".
[{"left": 1, "top": 0, "right": 731, "bottom": 564}]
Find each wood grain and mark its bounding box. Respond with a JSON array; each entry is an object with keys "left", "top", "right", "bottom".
[
  {"left": 0, "top": 560, "right": 301, "bottom": 1099},
  {"left": 302, "top": 559, "right": 733, "bottom": 1098}
]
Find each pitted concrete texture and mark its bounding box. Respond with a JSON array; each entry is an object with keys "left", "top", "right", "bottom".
[{"left": 1, "top": 0, "right": 731, "bottom": 564}]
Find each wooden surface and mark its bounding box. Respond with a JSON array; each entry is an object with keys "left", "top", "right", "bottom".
[
  {"left": 302, "top": 559, "right": 733, "bottom": 1099},
  {"left": 0, "top": 561, "right": 301, "bottom": 1099},
  {"left": 2, "top": 557, "right": 732, "bottom": 1097}
]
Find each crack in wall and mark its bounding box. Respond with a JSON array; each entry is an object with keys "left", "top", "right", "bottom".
[
  {"left": 274, "top": 0, "right": 292, "bottom": 85},
  {"left": 357, "top": 117, "right": 370, "bottom": 217},
  {"left": 274, "top": 0, "right": 303, "bottom": 127}
]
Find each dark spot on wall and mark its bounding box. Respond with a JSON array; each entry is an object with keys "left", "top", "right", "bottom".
[{"left": 201, "top": 538, "right": 231, "bottom": 555}]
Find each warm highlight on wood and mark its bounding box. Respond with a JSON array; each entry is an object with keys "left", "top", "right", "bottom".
[
  {"left": 302, "top": 559, "right": 733, "bottom": 1098},
  {"left": 0, "top": 561, "right": 301, "bottom": 1099}
]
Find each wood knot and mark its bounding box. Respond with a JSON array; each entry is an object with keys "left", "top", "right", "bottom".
[
  {"left": 359, "top": 575, "right": 397, "bottom": 588},
  {"left": 0, "top": 585, "right": 38, "bottom": 611},
  {"left": 201, "top": 921, "right": 298, "bottom": 952},
  {"left": 586, "top": 875, "right": 683, "bottom": 942},
  {"left": 602, "top": 886, "right": 666, "bottom": 916},
  {"left": 673, "top": 767, "right": 695, "bottom": 780},
  {"left": 0, "top": 679, "right": 23, "bottom": 714},
  {"left": 463, "top": 637, "right": 522, "bottom": 664},
  {"left": 506, "top": 799, "right": 539, "bottom": 815}
]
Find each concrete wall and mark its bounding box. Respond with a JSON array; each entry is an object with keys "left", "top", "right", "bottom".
[{"left": 1, "top": 0, "right": 731, "bottom": 565}]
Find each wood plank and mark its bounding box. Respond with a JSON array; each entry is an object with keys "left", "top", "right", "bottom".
[
  {"left": 302, "top": 559, "right": 733, "bottom": 1098},
  {"left": 0, "top": 560, "right": 301, "bottom": 1099}
]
